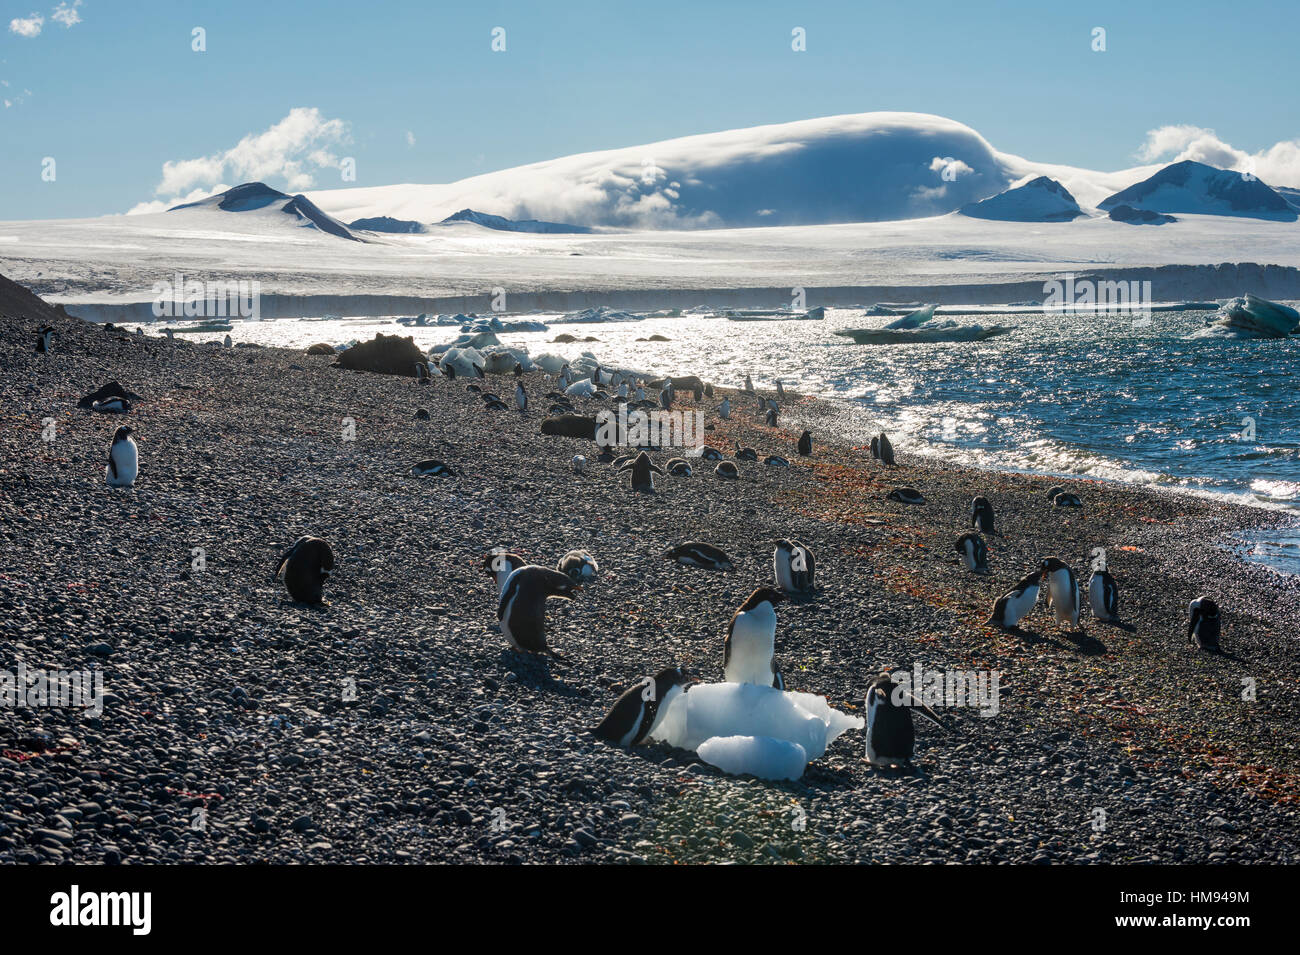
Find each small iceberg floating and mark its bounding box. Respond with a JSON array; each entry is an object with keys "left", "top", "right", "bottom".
[
  {"left": 1192, "top": 294, "right": 1300, "bottom": 339},
  {"left": 648, "top": 682, "right": 862, "bottom": 779},
  {"left": 836, "top": 304, "right": 1010, "bottom": 345},
  {"left": 725, "top": 306, "right": 825, "bottom": 322}
]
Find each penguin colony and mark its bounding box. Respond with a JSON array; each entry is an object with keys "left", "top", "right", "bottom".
[{"left": 71, "top": 332, "right": 1229, "bottom": 776}]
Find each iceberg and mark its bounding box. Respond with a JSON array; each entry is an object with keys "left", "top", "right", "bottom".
[
  {"left": 697, "top": 736, "right": 808, "bottom": 782},
  {"left": 1191, "top": 294, "right": 1300, "bottom": 339},
  {"left": 884, "top": 304, "right": 936, "bottom": 329}
]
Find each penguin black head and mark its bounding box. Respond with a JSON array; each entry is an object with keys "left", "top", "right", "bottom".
[
  {"left": 1038, "top": 556, "right": 1068, "bottom": 574},
  {"left": 482, "top": 550, "right": 525, "bottom": 578},
  {"left": 739, "top": 587, "right": 787, "bottom": 612},
  {"left": 112, "top": 425, "right": 134, "bottom": 442}
]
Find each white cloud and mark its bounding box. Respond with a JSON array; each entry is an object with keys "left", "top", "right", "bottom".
[
  {"left": 143, "top": 107, "right": 350, "bottom": 209},
  {"left": 127, "top": 184, "right": 232, "bottom": 216},
  {"left": 51, "top": 1, "right": 82, "bottom": 28},
  {"left": 1138, "top": 125, "right": 1300, "bottom": 188},
  {"left": 9, "top": 14, "right": 44, "bottom": 37},
  {"left": 406, "top": 130, "right": 416, "bottom": 148}
]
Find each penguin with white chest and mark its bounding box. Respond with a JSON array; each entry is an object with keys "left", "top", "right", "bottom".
[
  {"left": 954, "top": 532, "right": 989, "bottom": 573},
  {"left": 620, "top": 450, "right": 664, "bottom": 492},
  {"left": 1087, "top": 570, "right": 1119, "bottom": 622},
  {"left": 515, "top": 381, "right": 528, "bottom": 413},
  {"left": 723, "top": 587, "right": 787, "bottom": 688},
  {"left": 971, "top": 496, "right": 997, "bottom": 535},
  {"left": 662, "top": 542, "right": 734, "bottom": 571},
  {"left": 773, "top": 539, "right": 816, "bottom": 594},
  {"left": 273, "top": 536, "right": 334, "bottom": 604},
  {"left": 482, "top": 550, "right": 527, "bottom": 597},
  {"left": 36, "top": 326, "right": 55, "bottom": 354},
  {"left": 105, "top": 426, "right": 139, "bottom": 487},
  {"left": 986, "top": 569, "right": 1042, "bottom": 629},
  {"left": 1188, "top": 596, "right": 1221, "bottom": 651},
  {"left": 1040, "top": 557, "right": 1082, "bottom": 630},
  {"left": 590, "top": 666, "right": 695, "bottom": 747},
  {"left": 498, "top": 565, "right": 581, "bottom": 659},
  {"left": 865, "top": 672, "right": 946, "bottom": 769},
  {"left": 719, "top": 397, "right": 731, "bottom": 420},
  {"left": 797, "top": 431, "right": 812, "bottom": 456}
]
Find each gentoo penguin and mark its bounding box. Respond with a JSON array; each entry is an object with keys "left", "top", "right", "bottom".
[
  {"left": 165, "top": 328, "right": 175, "bottom": 340},
  {"left": 986, "top": 569, "right": 1042, "bottom": 629},
  {"left": 1087, "top": 569, "right": 1119, "bottom": 622},
  {"left": 1040, "top": 557, "right": 1081, "bottom": 630},
  {"left": 415, "top": 361, "right": 430, "bottom": 381},
  {"left": 764, "top": 455, "right": 790, "bottom": 467},
  {"left": 36, "top": 326, "right": 55, "bottom": 354},
  {"left": 1188, "top": 596, "right": 1221, "bottom": 651},
  {"left": 617, "top": 381, "right": 629, "bottom": 399},
  {"left": 591, "top": 666, "right": 695, "bottom": 747},
  {"left": 659, "top": 386, "right": 673, "bottom": 411},
  {"left": 472, "top": 362, "right": 486, "bottom": 378},
  {"left": 411, "top": 459, "right": 455, "bottom": 476},
  {"left": 498, "top": 565, "right": 580, "bottom": 658},
  {"left": 971, "top": 496, "right": 996, "bottom": 534},
  {"left": 92, "top": 396, "right": 131, "bottom": 414},
  {"left": 467, "top": 384, "right": 483, "bottom": 394},
  {"left": 442, "top": 361, "right": 457, "bottom": 380},
  {"left": 223, "top": 334, "right": 233, "bottom": 348},
  {"left": 723, "top": 587, "right": 787, "bottom": 687},
  {"left": 1053, "top": 493, "right": 1083, "bottom": 508},
  {"left": 705, "top": 383, "right": 714, "bottom": 398},
  {"left": 734, "top": 443, "right": 758, "bottom": 461},
  {"left": 877, "top": 432, "right": 896, "bottom": 465},
  {"left": 1044, "top": 485, "right": 1065, "bottom": 501},
  {"left": 620, "top": 450, "right": 665, "bottom": 492},
  {"left": 715, "top": 461, "right": 739, "bottom": 479},
  {"left": 700, "top": 445, "right": 723, "bottom": 461},
  {"left": 273, "top": 536, "right": 334, "bottom": 604},
  {"left": 764, "top": 406, "right": 778, "bottom": 427},
  {"left": 105, "top": 426, "right": 138, "bottom": 487},
  {"left": 865, "top": 672, "right": 945, "bottom": 769},
  {"left": 482, "top": 550, "right": 527, "bottom": 597},
  {"left": 415, "top": 408, "right": 430, "bottom": 420},
  {"left": 773, "top": 539, "right": 816, "bottom": 594},
  {"left": 665, "top": 457, "right": 692, "bottom": 476},
  {"left": 572, "top": 454, "right": 587, "bottom": 473},
  {"left": 887, "top": 487, "right": 926, "bottom": 505},
  {"left": 514, "top": 361, "right": 524, "bottom": 378},
  {"left": 484, "top": 398, "right": 509, "bottom": 411},
  {"left": 719, "top": 397, "right": 731, "bottom": 420},
  {"left": 870, "top": 436, "right": 880, "bottom": 459},
  {"left": 775, "top": 379, "right": 786, "bottom": 399},
  {"left": 515, "top": 381, "right": 528, "bottom": 412},
  {"left": 954, "top": 532, "right": 989, "bottom": 573},
  {"left": 797, "top": 431, "right": 812, "bottom": 456},
  {"left": 744, "top": 374, "right": 754, "bottom": 392},
  {"left": 662, "top": 542, "right": 734, "bottom": 571},
  {"left": 556, "top": 550, "right": 599, "bottom": 583}
]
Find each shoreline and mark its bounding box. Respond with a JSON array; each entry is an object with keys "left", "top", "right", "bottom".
[{"left": 3, "top": 297, "right": 1299, "bottom": 864}]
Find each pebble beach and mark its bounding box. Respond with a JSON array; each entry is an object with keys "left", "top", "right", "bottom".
[{"left": 3, "top": 282, "right": 1299, "bottom": 865}]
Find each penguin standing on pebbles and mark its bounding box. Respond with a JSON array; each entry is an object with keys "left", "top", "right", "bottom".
[
  {"left": 724, "top": 587, "right": 787, "bottom": 687},
  {"left": 621, "top": 451, "right": 665, "bottom": 492},
  {"left": 971, "top": 496, "right": 997, "bottom": 534},
  {"left": 105, "top": 426, "right": 139, "bottom": 488},
  {"left": 954, "top": 533, "right": 989, "bottom": 573},
  {"left": 987, "top": 570, "right": 1042, "bottom": 629},
  {"left": 1088, "top": 569, "right": 1119, "bottom": 622},
  {"left": 273, "top": 536, "right": 334, "bottom": 604},
  {"left": 719, "top": 397, "right": 731, "bottom": 420},
  {"left": 774, "top": 539, "right": 816, "bottom": 594},
  {"left": 482, "top": 550, "right": 528, "bottom": 597},
  {"left": 870, "top": 436, "right": 880, "bottom": 459},
  {"left": 877, "top": 432, "right": 896, "bottom": 465},
  {"left": 865, "top": 672, "right": 946, "bottom": 769},
  {"left": 590, "top": 666, "right": 695, "bottom": 747},
  {"left": 1040, "top": 557, "right": 1081, "bottom": 630},
  {"left": 498, "top": 566, "right": 581, "bottom": 659},
  {"left": 797, "top": 431, "right": 812, "bottom": 456},
  {"left": 515, "top": 381, "right": 528, "bottom": 413},
  {"left": 36, "top": 326, "right": 55, "bottom": 354},
  {"left": 1188, "top": 597, "right": 1221, "bottom": 651}
]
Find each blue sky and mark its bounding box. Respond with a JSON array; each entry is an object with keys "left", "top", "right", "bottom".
[{"left": 2, "top": 0, "right": 1298, "bottom": 220}]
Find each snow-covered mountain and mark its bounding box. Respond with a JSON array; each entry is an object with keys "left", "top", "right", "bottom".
[
  {"left": 959, "top": 176, "right": 1085, "bottom": 222},
  {"left": 171, "top": 182, "right": 360, "bottom": 240},
  {"left": 438, "top": 209, "right": 593, "bottom": 234},
  {"left": 1098, "top": 161, "right": 1297, "bottom": 221}
]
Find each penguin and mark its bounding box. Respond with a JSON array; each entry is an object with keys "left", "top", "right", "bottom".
[
  {"left": 734, "top": 443, "right": 758, "bottom": 462},
  {"left": 719, "top": 397, "right": 731, "bottom": 420},
  {"left": 35, "top": 326, "right": 55, "bottom": 354},
  {"left": 700, "top": 445, "right": 723, "bottom": 461},
  {"left": 572, "top": 454, "right": 587, "bottom": 473},
  {"left": 877, "top": 432, "right": 896, "bottom": 465},
  {"left": 764, "top": 455, "right": 790, "bottom": 468},
  {"left": 477, "top": 390, "right": 499, "bottom": 401},
  {"left": 659, "top": 386, "right": 673, "bottom": 411},
  {"left": 590, "top": 666, "right": 695, "bottom": 747},
  {"left": 764, "top": 407, "right": 778, "bottom": 427},
  {"left": 223, "top": 334, "right": 233, "bottom": 348},
  {"left": 662, "top": 542, "right": 734, "bottom": 571},
  {"left": 411, "top": 459, "right": 455, "bottom": 476},
  {"left": 514, "top": 361, "right": 524, "bottom": 378},
  {"left": 870, "top": 436, "right": 880, "bottom": 459},
  {"left": 466, "top": 384, "right": 483, "bottom": 394},
  {"left": 1044, "top": 485, "right": 1065, "bottom": 501},
  {"left": 744, "top": 374, "right": 754, "bottom": 392},
  {"left": 773, "top": 539, "right": 816, "bottom": 594},
  {"left": 273, "top": 536, "right": 334, "bottom": 604},
  {"left": 515, "top": 381, "right": 528, "bottom": 413},
  {"left": 414, "top": 408, "right": 430, "bottom": 420},
  {"left": 484, "top": 399, "right": 509, "bottom": 411},
  {"left": 472, "top": 362, "right": 486, "bottom": 378},
  {"left": 92, "top": 396, "right": 131, "bottom": 414},
  {"left": 971, "top": 496, "right": 997, "bottom": 534},
  {"left": 617, "top": 381, "right": 629, "bottom": 399},
  {"left": 723, "top": 587, "right": 787, "bottom": 687},
  {"left": 165, "top": 328, "right": 175, "bottom": 340},
  {"left": 482, "top": 550, "right": 528, "bottom": 597},
  {"left": 620, "top": 450, "right": 664, "bottom": 492},
  {"left": 105, "top": 426, "right": 139, "bottom": 487},
  {"left": 665, "top": 457, "right": 692, "bottom": 476},
  {"left": 797, "top": 431, "right": 812, "bottom": 456},
  {"left": 986, "top": 569, "right": 1042, "bottom": 629},
  {"left": 705, "top": 383, "right": 714, "bottom": 398},
  {"left": 1053, "top": 493, "right": 1083, "bottom": 508},
  {"left": 556, "top": 550, "right": 598, "bottom": 583},
  {"left": 442, "top": 361, "right": 457, "bottom": 380},
  {"left": 775, "top": 379, "right": 786, "bottom": 399},
  {"left": 954, "top": 532, "right": 989, "bottom": 573},
  {"left": 887, "top": 487, "right": 926, "bottom": 505},
  {"left": 498, "top": 565, "right": 580, "bottom": 658},
  {"left": 1087, "top": 569, "right": 1119, "bottom": 622},
  {"left": 865, "top": 672, "right": 945, "bottom": 769},
  {"left": 1040, "top": 557, "right": 1081, "bottom": 630},
  {"left": 715, "top": 461, "right": 739, "bottom": 480},
  {"left": 1188, "top": 597, "right": 1221, "bottom": 651},
  {"left": 415, "top": 362, "right": 430, "bottom": 381}
]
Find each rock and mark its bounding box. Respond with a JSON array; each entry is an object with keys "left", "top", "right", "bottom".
[{"left": 333, "top": 333, "right": 425, "bottom": 377}]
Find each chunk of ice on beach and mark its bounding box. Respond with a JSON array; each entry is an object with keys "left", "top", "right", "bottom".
[
  {"left": 697, "top": 736, "right": 808, "bottom": 781},
  {"left": 1194, "top": 294, "right": 1300, "bottom": 339},
  {"left": 648, "top": 682, "right": 862, "bottom": 761}
]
